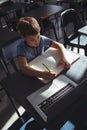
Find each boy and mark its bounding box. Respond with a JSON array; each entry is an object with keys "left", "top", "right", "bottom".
[{"left": 17, "top": 17, "right": 71, "bottom": 81}]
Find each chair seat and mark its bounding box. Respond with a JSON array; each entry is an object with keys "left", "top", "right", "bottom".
[{"left": 70, "top": 35, "right": 87, "bottom": 47}]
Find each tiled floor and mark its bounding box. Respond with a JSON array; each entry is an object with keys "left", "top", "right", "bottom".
[{"left": 0, "top": 2, "right": 87, "bottom": 130}]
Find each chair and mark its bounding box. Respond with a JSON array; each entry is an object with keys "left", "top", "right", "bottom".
[
  {"left": 56, "top": 0, "right": 86, "bottom": 23},
  {"left": 69, "top": 2, "right": 87, "bottom": 23},
  {"left": 3, "top": 12, "right": 19, "bottom": 31},
  {"left": 0, "top": 10, "right": 6, "bottom": 28},
  {"left": 0, "top": 31, "right": 25, "bottom": 124},
  {"left": 40, "top": 18, "right": 58, "bottom": 41},
  {"left": 0, "top": 1, "right": 22, "bottom": 31},
  {"left": 60, "top": 8, "right": 87, "bottom": 56},
  {"left": 0, "top": 38, "right": 23, "bottom": 75}
]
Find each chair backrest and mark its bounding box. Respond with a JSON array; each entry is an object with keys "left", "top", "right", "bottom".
[
  {"left": 60, "top": 8, "right": 83, "bottom": 47},
  {"left": 0, "top": 38, "right": 23, "bottom": 75},
  {"left": 1, "top": 1, "right": 21, "bottom": 31},
  {"left": 4, "top": 12, "right": 18, "bottom": 31},
  {"left": 61, "top": 8, "right": 83, "bottom": 29},
  {"left": 0, "top": 1, "right": 14, "bottom": 8}
]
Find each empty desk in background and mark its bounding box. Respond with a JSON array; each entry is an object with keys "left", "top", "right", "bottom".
[
  {"left": 0, "top": 51, "right": 87, "bottom": 129},
  {"left": 23, "top": 4, "right": 65, "bottom": 19}
]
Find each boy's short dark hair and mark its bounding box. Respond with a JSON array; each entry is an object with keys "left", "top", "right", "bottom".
[{"left": 17, "top": 17, "right": 40, "bottom": 37}]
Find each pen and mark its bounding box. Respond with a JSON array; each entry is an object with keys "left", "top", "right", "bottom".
[{"left": 42, "top": 63, "right": 50, "bottom": 72}]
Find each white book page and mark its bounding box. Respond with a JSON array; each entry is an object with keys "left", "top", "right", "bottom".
[
  {"left": 28, "top": 47, "right": 80, "bottom": 83},
  {"left": 64, "top": 49, "right": 80, "bottom": 64},
  {"left": 29, "top": 48, "right": 63, "bottom": 74}
]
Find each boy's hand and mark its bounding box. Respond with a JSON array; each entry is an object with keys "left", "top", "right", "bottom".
[
  {"left": 64, "top": 60, "right": 71, "bottom": 68},
  {"left": 57, "top": 59, "right": 71, "bottom": 69},
  {"left": 42, "top": 71, "right": 56, "bottom": 80}
]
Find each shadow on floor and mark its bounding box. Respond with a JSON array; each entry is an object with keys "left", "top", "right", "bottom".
[{"left": 7, "top": 111, "right": 33, "bottom": 130}]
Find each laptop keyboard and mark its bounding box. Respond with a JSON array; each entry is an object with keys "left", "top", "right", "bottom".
[{"left": 38, "top": 83, "right": 74, "bottom": 115}]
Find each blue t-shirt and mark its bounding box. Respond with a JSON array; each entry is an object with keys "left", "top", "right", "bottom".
[{"left": 17, "top": 35, "right": 53, "bottom": 62}]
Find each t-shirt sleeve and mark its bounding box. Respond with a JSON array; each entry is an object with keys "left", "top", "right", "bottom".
[
  {"left": 41, "top": 35, "right": 53, "bottom": 49},
  {"left": 17, "top": 44, "right": 26, "bottom": 57},
  {"left": 17, "top": 43, "right": 35, "bottom": 62}
]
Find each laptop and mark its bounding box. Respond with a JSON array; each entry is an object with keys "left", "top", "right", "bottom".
[{"left": 27, "top": 74, "right": 79, "bottom": 122}]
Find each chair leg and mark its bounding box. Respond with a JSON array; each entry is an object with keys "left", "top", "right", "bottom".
[
  {"left": 5, "top": 90, "right": 25, "bottom": 124},
  {"left": 84, "top": 45, "right": 87, "bottom": 56},
  {"left": 0, "top": 58, "right": 9, "bottom": 75},
  {"left": 52, "top": 24, "right": 58, "bottom": 41},
  {"left": 0, "top": 88, "right": 3, "bottom": 102}
]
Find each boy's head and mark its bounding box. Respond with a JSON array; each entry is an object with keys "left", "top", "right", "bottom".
[
  {"left": 17, "top": 17, "right": 41, "bottom": 47},
  {"left": 17, "top": 17, "right": 40, "bottom": 37}
]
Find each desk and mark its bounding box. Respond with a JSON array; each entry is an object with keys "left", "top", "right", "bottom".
[
  {"left": 0, "top": 52, "right": 87, "bottom": 129},
  {"left": 23, "top": 5, "right": 65, "bottom": 20}
]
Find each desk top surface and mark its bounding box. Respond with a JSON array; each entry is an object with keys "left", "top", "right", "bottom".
[
  {"left": 1, "top": 54, "right": 87, "bottom": 109},
  {"left": 23, "top": 5, "right": 65, "bottom": 20}
]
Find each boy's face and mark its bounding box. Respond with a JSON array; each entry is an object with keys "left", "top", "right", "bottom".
[{"left": 23, "top": 33, "right": 40, "bottom": 47}]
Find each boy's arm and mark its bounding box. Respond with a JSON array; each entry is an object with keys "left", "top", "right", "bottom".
[
  {"left": 51, "top": 41, "right": 71, "bottom": 68},
  {"left": 17, "top": 56, "right": 55, "bottom": 80}
]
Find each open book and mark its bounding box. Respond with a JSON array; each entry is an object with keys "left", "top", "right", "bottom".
[{"left": 28, "top": 47, "right": 80, "bottom": 83}]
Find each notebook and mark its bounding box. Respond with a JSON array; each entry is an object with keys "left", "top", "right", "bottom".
[
  {"left": 27, "top": 74, "right": 78, "bottom": 122},
  {"left": 28, "top": 47, "right": 80, "bottom": 83}
]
